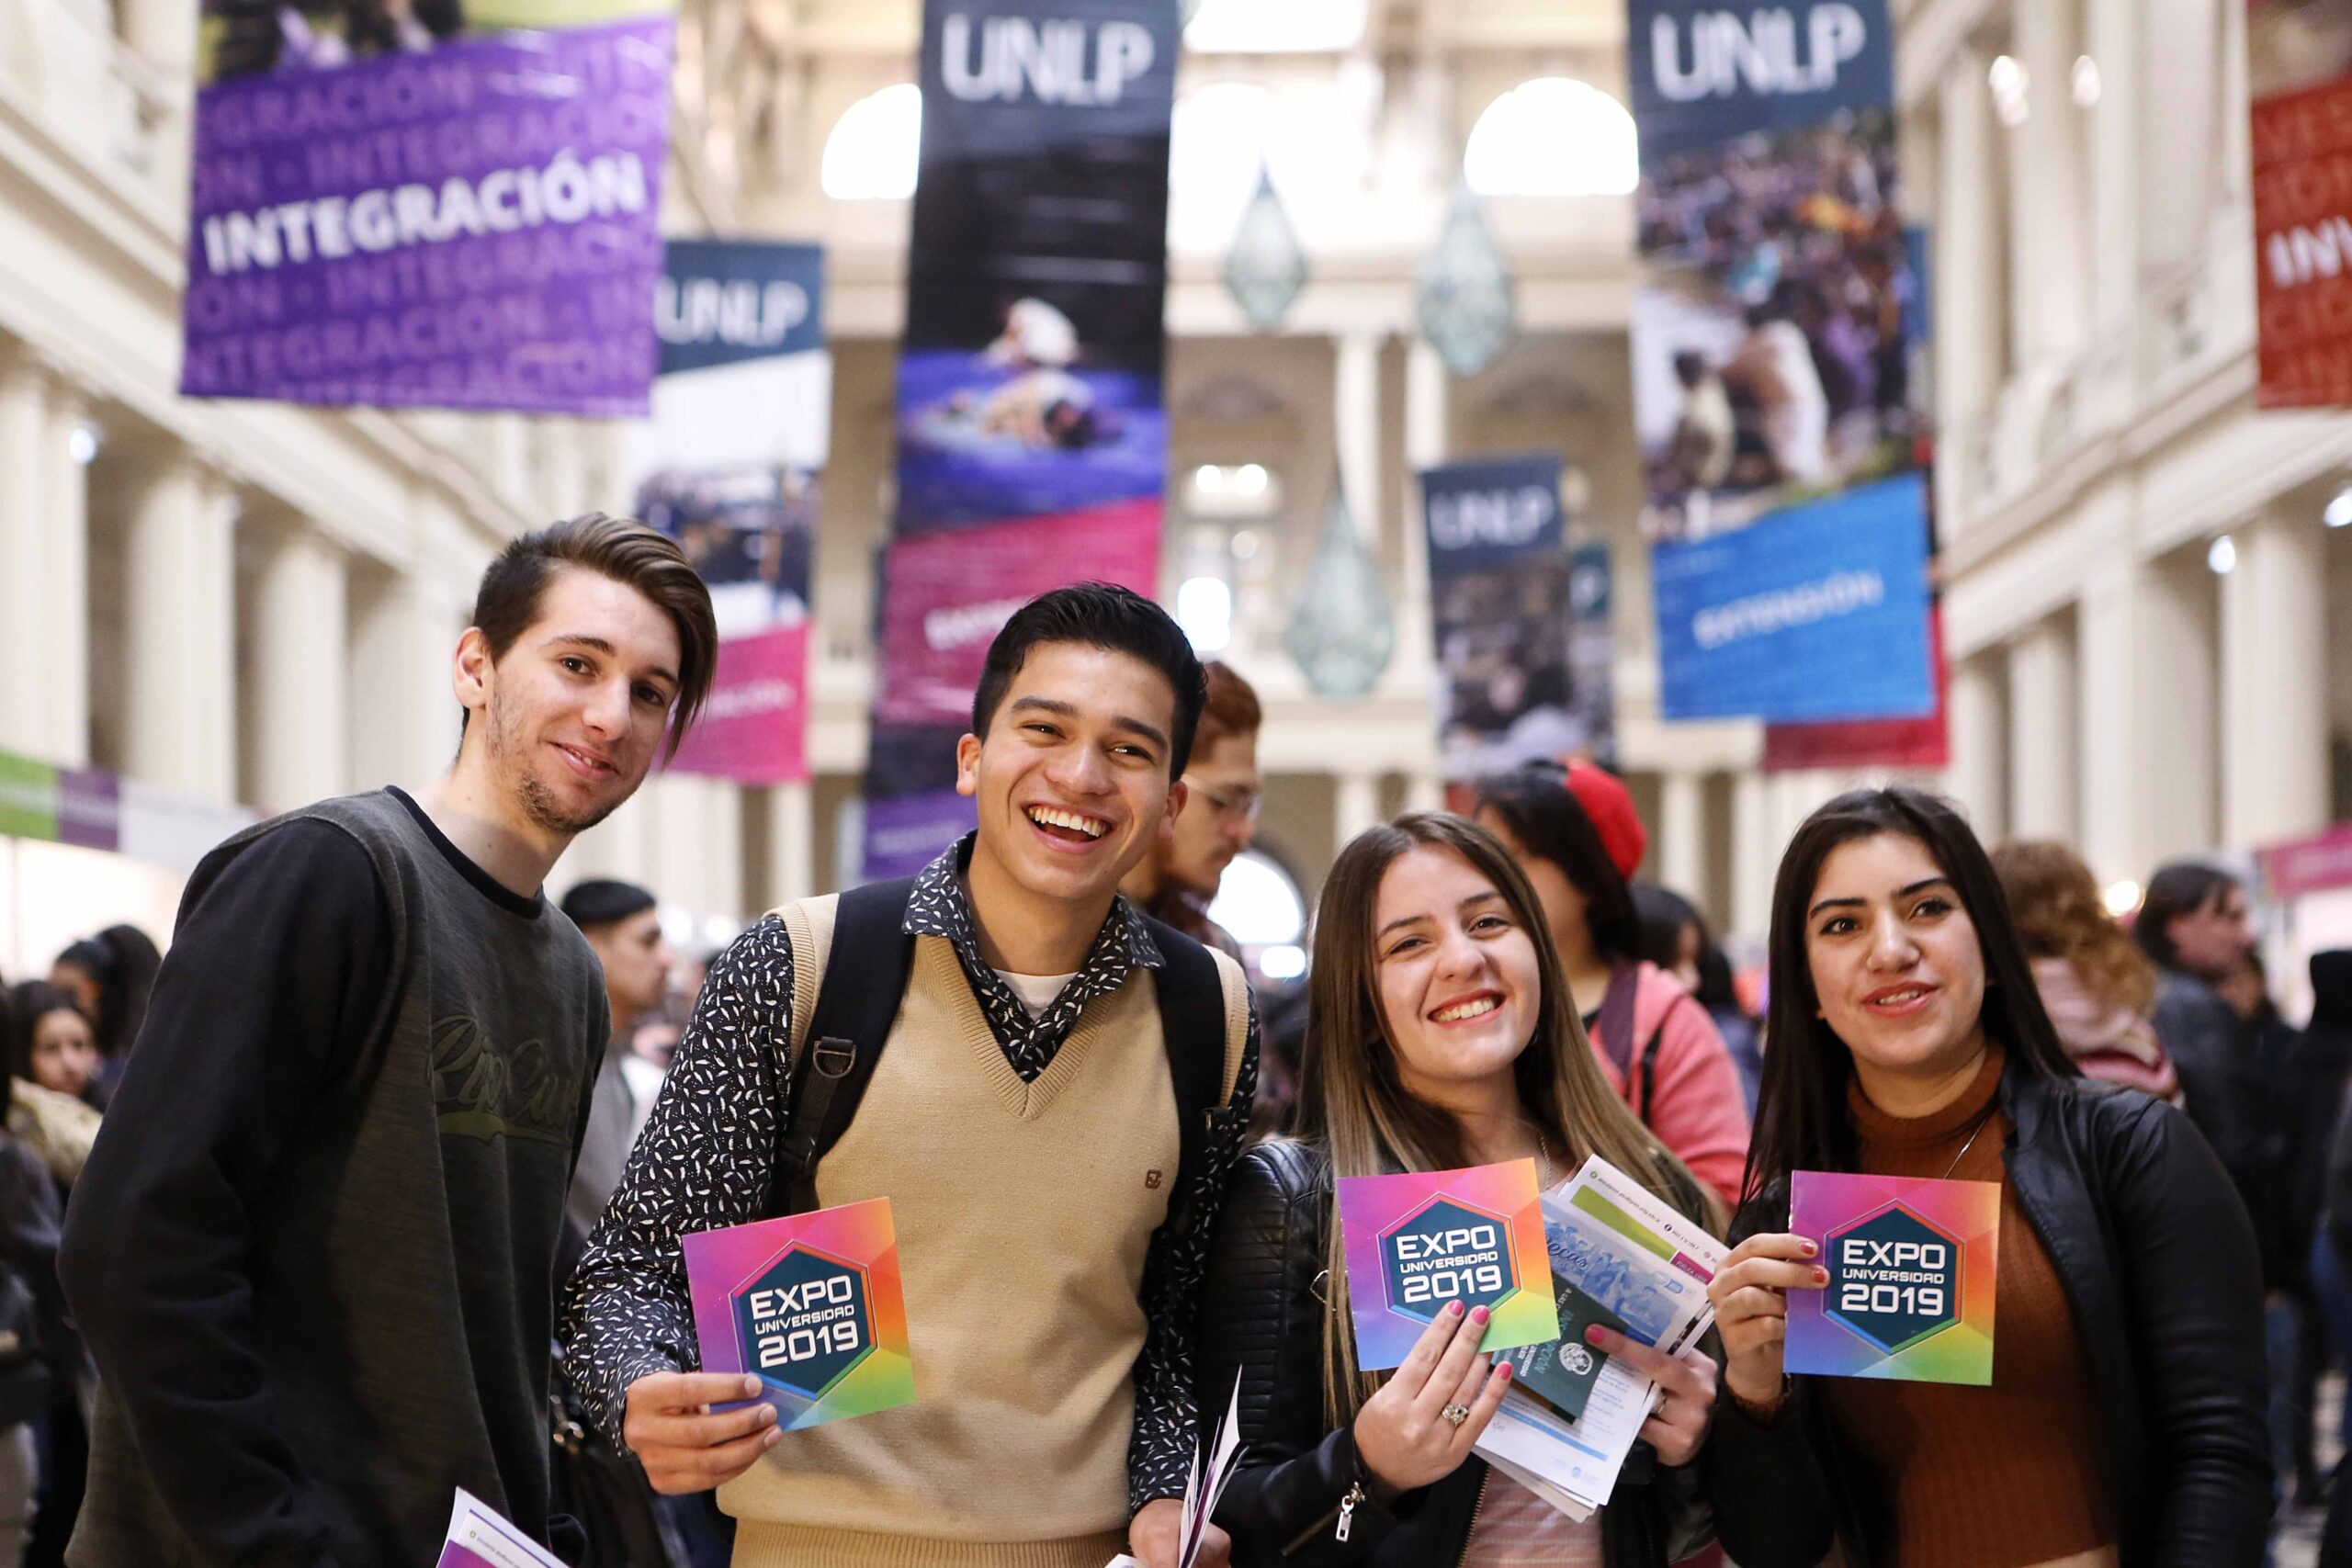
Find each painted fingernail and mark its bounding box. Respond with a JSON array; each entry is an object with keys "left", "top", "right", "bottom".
[
  {"left": 1447, "top": 1300, "right": 1465, "bottom": 1317},
  {"left": 1496, "top": 1361, "right": 1513, "bottom": 1382},
  {"left": 1471, "top": 1305, "right": 1490, "bottom": 1325},
  {"left": 1801, "top": 1240, "right": 1818, "bottom": 1257},
  {"left": 1814, "top": 1266, "right": 1829, "bottom": 1284},
  {"left": 1584, "top": 1325, "right": 1607, "bottom": 1346}
]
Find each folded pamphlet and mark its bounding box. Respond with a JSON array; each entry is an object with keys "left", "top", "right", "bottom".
[
  {"left": 1103, "top": 1371, "right": 1246, "bottom": 1568},
  {"left": 436, "top": 1489, "right": 564, "bottom": 1568}
]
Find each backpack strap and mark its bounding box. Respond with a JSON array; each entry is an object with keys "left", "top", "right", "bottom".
[
  {"left": 763, "top": 877, "right": 918, "bottom": 1218},
  {"left": 1140, "top": 916, "right": 1248, "bottom": 1241}
]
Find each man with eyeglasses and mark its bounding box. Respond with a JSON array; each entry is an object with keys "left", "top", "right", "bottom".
[{"left": 1121, "top": 660, "right": 1261, "bottom": 955}]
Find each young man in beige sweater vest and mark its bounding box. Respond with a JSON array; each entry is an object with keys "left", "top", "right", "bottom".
[{"left": 562, "top": 584, "right": 1259, "bottom": 1568}]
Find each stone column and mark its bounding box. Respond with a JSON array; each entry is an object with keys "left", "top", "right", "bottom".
[
  {"left": 2007, "top": 615, "right": 2080, "bottom": 840},
  {"left": 2010, "top": 0, "right": 2090, "bottom": 367},
  {"left": 2221, "top": 505, "right": 2328, "bottom": 848},
  {"left": 0, "top": 355, "right": 49, "bottom": 759},
  {"left": 1334, "top": 770, "right": 1382, "bottom": 859},
  {"left": 42, "top": 389, "right": 90, "bottom": 766},
  {"left": 2077, "top": 553, "right": 2218, "bottom": 886},
  {"left": 1398, "top": 337, "right": 1448, "bottom": 675},
  {"left": 121, "top": 455, "right": 239, "bottom": 805},
  {"left": 1334, "top": 333, "right": 1382, "bottom": 546},
  {"left": 1945, "top": 652, "right": 2007, "bottom": 841},
  {"left": 1659, "top": 771, "right": 1705, "bottom": 899},
  {"left": 1729, "top": 771, "right": 1772, "bottom": 942},
  {"left": 246, "top": 523, "right": 351, "bottom": 812},
  {"left": 1936, "top": 43, "right": 2001, "bottom": 525},
  {"left": 347, "top": 568, "right": 462, "bottom": 792},
  {"left": 767, "top": 781, "right": 816, "bottom": 905}
]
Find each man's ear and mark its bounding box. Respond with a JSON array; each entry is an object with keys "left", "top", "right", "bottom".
[
  {"left": 1158, "top": 777, "right": 1189, "bottom": 844},
  {"left": 954, "top": 732, "right": 983, "bottom": 798},
  {"left": 453, "top": 626, "right": 493, "bottom": 715}
]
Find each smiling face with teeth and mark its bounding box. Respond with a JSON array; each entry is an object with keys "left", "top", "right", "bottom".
[
  {"left": 1368, "top": 845, "right": 1545, "bottom": 1116},
  {"left": 1804, "top": 831, "right": 1990, "bottom": 1111},
  {"left": 956, "top": 640, "right": 1186, "bottom": 966}
]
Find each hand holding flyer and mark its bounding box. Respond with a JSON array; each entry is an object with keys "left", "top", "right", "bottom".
[
  {"left": 1783, "top": 1171, "right": 1998, "bottom": 1384},
  {"left": 1334, "top": 1159, "right": 1559, "bottom": 1369},
  {"left": 682, "top": 1196, "right": 915, "bottom": 1431}
]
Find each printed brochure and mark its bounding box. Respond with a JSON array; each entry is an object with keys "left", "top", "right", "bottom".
[
  {"left": 682, "top": 1195, "right": 915, "bottom": 1431},
  {"left": 1471, "top": 1156, "right": 1725, "bottom": 1518},
  {"left": 435, "top": 1489, "right": 563, "bottom": 1568}
]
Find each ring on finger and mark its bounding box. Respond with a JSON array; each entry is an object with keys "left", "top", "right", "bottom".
[{"left": 1442, "top": 1404, "right": 1472, "bottom": 1427}]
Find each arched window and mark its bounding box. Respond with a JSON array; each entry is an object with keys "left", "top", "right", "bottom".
[
  {"left": 1207, "top": 848, "right": 1311, "bottom": 979},
  {"left": 821, "top": 84, "right": 922, "bottom": 201},
  {"left": 1464, "top": 78, "right": 1639, "bottom": 198}
]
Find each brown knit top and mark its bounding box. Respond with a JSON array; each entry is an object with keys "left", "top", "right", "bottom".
[{"left": 1816, "top": 1045, "right": 2115, "bottom": 1568}]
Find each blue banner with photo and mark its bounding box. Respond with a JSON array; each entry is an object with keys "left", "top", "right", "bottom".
[
  {"left": 1625, "top": 0, "right": 1896, "bottom": 165},
  {"left": 1422, "top": 455, "right": 1615, "bottom": 776},
  {"left": 1651, "top": 473, "right": 1932, "bottom": 723}
]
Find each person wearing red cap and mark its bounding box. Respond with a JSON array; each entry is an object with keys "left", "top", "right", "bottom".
[
  {"left": 1476, "top": 762, "right": 1750, "bottom": 1209},
  {"left": 1563, "top": 759, "right": 1648, "bottom": 883}
]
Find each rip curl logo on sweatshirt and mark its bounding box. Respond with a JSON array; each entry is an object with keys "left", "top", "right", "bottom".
[{"left": 429, "top": 1015, "right": 581, "bottom": 1145}]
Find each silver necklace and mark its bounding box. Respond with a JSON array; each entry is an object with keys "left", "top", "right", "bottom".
[{"left": 1939, "top": 1108, "right": 1997, "bottom": 1182}]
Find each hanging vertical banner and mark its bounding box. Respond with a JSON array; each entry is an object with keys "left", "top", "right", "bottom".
[
  {"left": 2250, "top": 2, "right": 2352, "bottom": 407},
  {"left": 632, "top": 241, "right": 827, "bottom": 784},
  {"left": 1626, "top": 0, "right": 1935, "bottom": 724},
  {"left": 1421, "top": 456, "right": 1616, "bottom": 778},
  {"left": 863, "top": 0, "right": 1178, "bottom": 878},
  {"left": 182, "top": 0, "right": 676, "bottom": 414}
]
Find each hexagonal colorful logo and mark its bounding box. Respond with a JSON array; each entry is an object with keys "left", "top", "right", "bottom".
[
  {"left": 734, "top": 1242, "right": 874, "bottom": 1402},
  {"left": 1379, "top": 1195, "right": 1521, "bottom": 1324},
  {"left": 1336, "top": 1160, "right": 1558, "bottom": 1370},
  {"left": 684, "top": 1195, "right": 915, "bottom": 1430},
  {"left": 1821, "top": 1202, "right": 1962, "bottom": 1355}
]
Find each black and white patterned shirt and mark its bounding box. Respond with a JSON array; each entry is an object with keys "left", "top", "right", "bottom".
[{"left": 559, "top": 836, "right": 1260, "bottom": 1515}]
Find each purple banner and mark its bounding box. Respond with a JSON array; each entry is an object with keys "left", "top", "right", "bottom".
[
  {"left": 182, "top": 14, "right": 674, "bottom": 414},
  {"left": 863, "top": 792, "right": 979, "bottom": 881},
  {"left": 55, "top": 769, "right": 120, "bottom": 852}
]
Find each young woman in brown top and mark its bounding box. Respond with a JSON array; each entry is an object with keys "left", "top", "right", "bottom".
[{"left": 1703, "top": 787, "right": 2268, "bottom": 1568}]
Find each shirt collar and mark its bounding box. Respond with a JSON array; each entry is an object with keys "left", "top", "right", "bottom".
[{"left": 904, "top": 833, "right": 1165, "bottom": 973}]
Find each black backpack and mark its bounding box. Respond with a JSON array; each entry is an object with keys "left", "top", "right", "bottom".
[{"left": 757, "top": 877, "right": 1239, "bottom": 1229}]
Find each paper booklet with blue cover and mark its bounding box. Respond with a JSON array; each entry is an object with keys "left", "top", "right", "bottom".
[{"left": 1474, "top": 1156, "right": 1726, "bottom": 1521}]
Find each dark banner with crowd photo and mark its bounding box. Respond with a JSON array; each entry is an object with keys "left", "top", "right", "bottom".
[
  {"left": 182, "top": 0, "right": 675, "bottom": 413},
  {"left": 2251, "top": 2, "right": 2352, "bottom": 406},
  {"left": 1626, "top": 0, "right": 1937, "bottom": 726},
  {"left": 861, "top": 0, "right": 1178, "bottom": 879},
  {"left": 630, "top": 241, "right": 826, "bottom": 784},
  {"left": 1421, "top": 456, "right": 1615, "bottom": 778}
]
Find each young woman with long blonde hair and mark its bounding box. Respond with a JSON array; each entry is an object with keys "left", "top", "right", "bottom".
[{"left": 1199, "top": 813, "right": 1719, "bottom": 1565}]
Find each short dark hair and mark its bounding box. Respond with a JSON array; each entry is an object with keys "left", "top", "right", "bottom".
[
  {"left": 54, "top": 924, "right": 161, "bottom": 1059},
  {"left": 1473, "top": 762, "right": 1642, "bottom": 964},
  {"left": 2135, "top": 861, "right": 2241, "bottom": 970},
  {"left": 469, "top": 513, "right": 719, "bottom": 762},
  {"left": 1197, "top": 660, "right": 1263, "bottom": 755},
  {"left": 971, "top": 583, "right": 1206, "bottom": 777},
  {"left": 560, "top": 878, "right": 658, "bottom": 931}
]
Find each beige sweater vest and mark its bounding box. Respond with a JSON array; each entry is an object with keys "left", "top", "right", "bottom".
[{"left": 718, "top": 895, "right": 1249, "bottom": 1568}]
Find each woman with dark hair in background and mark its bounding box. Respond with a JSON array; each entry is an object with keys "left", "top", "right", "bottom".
[
  {"left": 1989, "top": 841, "right": 2179, "bottom": 1103},
  {"left": 1201, "top": 813, "right": 1718, "bottom": 1564},
  {"left": 1633, "top": 883, "right": 1764, "bottom": 1115},
  {"left": 1706, "top": 787, "right": 2267, "bottom": 1568},
  {"left": 1476, "top": 765, "right": 1749, "bottom": 1207},
  {"left": 0, "top": 989, "right": 98, "bottom": 1197},
  {"left": 48, "top": 926, "right": 159, "bottom": 1097}
]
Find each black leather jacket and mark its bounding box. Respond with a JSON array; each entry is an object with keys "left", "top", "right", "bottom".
[
  {"left": 1706, "top": 1059, "right": 2271, "bottom": 1568},
  {"left": 1199, "top": 1139, "right": 1713, "bottom": 1567}
]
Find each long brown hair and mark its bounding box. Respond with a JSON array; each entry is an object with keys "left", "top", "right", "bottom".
[
  {"left": 1989, "top": 840, "right": 2157, "bottom": 1017},
  {"left": 1295, "top": 812, "right": 1690, "bottom": 1429}
]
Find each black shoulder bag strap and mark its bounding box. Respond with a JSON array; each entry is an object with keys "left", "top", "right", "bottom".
[
  {"left": 1140, "top": 915, "right": 1229, "bottom": 1239},
  {"left": 763, "top": 876, "right": 918, "bottom": 1218}
]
